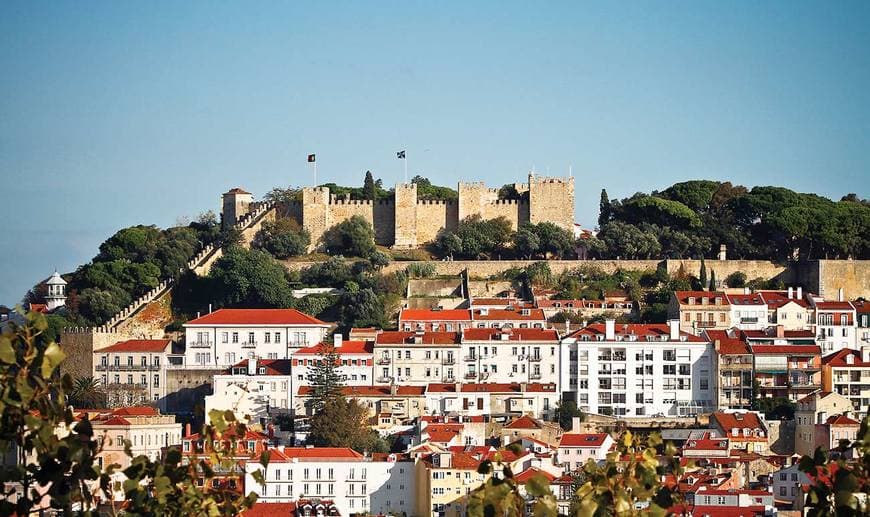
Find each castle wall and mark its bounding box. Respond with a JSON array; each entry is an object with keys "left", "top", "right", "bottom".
[
  {"left": 482, "top": 199, "right": 529, "bottom": 230},
  {"left": 301, "top": 187, "right": 330, "bottom": 249},
  {"left": 394, "top": 184, "right": 418, "bottom": 248},
  {"left": 528, "top": 175, "right": 574, "bottom": 232},
  {"left": 457, "top": 183, "right": 498, "bottom": 222},
  {"left": 327, "top": 198, "right": 376, "bottom": 238},
  {"left": 415, "top": 200, "right": 457, "bottom": 243},
  {"left": 665, "top": 259, "right": 793, "bottom": 288},
  {"left": 813, "top": 260, "right": 870, "bottom": 300}
]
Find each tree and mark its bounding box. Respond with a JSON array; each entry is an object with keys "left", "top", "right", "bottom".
[
  {"left": 699, "top": 258, "right": 707, "bottom": 289},
  {"left": 363, "top": 171, "right": 376, "bottom": 201},
  {"left": 68, "top": 376, "right": 106, "bottom": 409},
  {"left": 436, "top": 216, "right": 514, "bottom": 259},
  {"left": 725, "top": 271, "right": 747, "bottom": 288},
  {"left": 339, "top": 288, "right": 387, "bottom": 329},
  {"left": 325, "top": 215, "right": 376, "bottom": 258},
  {"left": 208, "top": 247, "right": 295, "bottom": 308},
  {"left": 308, "top": 397, "right": 388, "bottom": 453},
  {"left": 300, "top": 256, "right": 353, "bottom": 288},
  {"left": 555, "top": 400, "right": 584, "bottom": 431},
  {"left": 592, "top": 222, "right": 661, "bottom": 259},
  {"left": 709, "top": 269, "right": 717, "bottom": 290},
  {"left": 368, "top": 250, "right": 391, "bottom": 270},
  {"left": 598, "top": 189, "right": 611, "bottom": 228},
  {"left": 253, "top": 219, "right": 311, "bottom": 259},
  {"left": 308, "top": 344, "right": 345, "bottom": 413},
  {"left": 513, "top": 225, "right": 541, "bottom": 259}
]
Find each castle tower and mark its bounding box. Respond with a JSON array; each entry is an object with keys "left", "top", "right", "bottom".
[
  {"left": 301, "top": 186, "right": 331, "bottom": 250},
  {"left": 45, "top": 270, "right": 67, "bottom": 311},
  {"left": 393, "top": 183, "right": 418, "bottom": 248},
  {"left": 528, "top": 173, "right": 574, "bottom": 231},
  {"left": 221, "top": 188, "right": 254, "bottom": 229}
]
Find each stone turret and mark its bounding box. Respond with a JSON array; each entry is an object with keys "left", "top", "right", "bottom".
[
  {"left": 221, "top": 188, "right": 254, "bottom": 229},
  {"left": 528, "top": 173, "right": 574, "bottom": 231},
  {"left": 393, "top": 183, "right": 419, "bottom": 248}
]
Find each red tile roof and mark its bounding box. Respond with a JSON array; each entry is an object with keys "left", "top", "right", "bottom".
[
  {"left": 185, "top": 308, "right": 326, "bottom": 326},
  {"left": 823, "top": 348, "right": 870, "bottom": 367},
  {"left": 293, "top": 341, "right": 373, "bottom": 355},
  {"left": 704, "top": 330, "right": 751, "bottom": 355},
  {"left": 742, "top": 329, "right": 815, "bottom": 340},
  {"left": 297, "top": 385, "right": 426, "bottom": 397},
  {"left": 514, "top": 467, "right": 556, "bottom": 484},
  {"left": 673, "top": 291, "right": 729, "bottom": 306},
  {"left": 375, "top": 331, "right": 461, "bottom": 345},
  {"left": 750, "top": 344, "right": 821, "bottom": 355},
  {"left": 559, "top": 433, "right": 609, "bottom": 448},
  {"left": 459, "top": 383, "right": 557, "bottom": 393},
  {"left": 759, "top": 291, "right": 810, "bottom": 308},
  {"left": 711, "top": 412, "right": 765, "bottom": 434},
  {"left": 853, "top": 300, "right": 870, "bottom": 314},
  {"left": 241, "top": 502, "right": 297, "bottom": 517},
  {"left": 472, "top": 308, "right": 546, "bottom": 321},
  {"left": 504, "top": 415, "right": 543, "bottom": 429},
  {"left": 814, "top": 301, "right": 855, "bottom": 311},
  {"left": 726, "top": 293, "right": 765, "bottom": 305},
  {"left": 683, "top": 436, "right": 729, "bottom": 451},
  {"left": 569, "top": 323, "right": 707, "bottom": 342},
  {"left": 98, "top": 339, "right": 172, "bottom": 353},
  {"left": 461, "top": 328, "right": 559, "bottom": 342},
  {"left": 227, "top": 359, "right": 292, "bottom": 376},
  {"left": 427, "top": 430, "right": 460, "bottom": 443},
  {"left": 399, "top": 309, "right": 471, "bottom": 321},
  {"left": 826, "top": 414, "right": 860, "bottom": 426},
  {"left": 268, "top": 447, "right": 364, "bottom": 461}
]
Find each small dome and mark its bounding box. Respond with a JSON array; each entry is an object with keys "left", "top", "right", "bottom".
[{"left": 46, "top": 270, "right": 67, "bottom": 286}]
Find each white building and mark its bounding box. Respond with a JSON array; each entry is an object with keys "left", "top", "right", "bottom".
[
  {"left": 726, "top": 292, "right": 768, "bottom": 331},
  {"left": 373, "top": 331, "right": 462, "bottom": 385},
  {"left": 94, "top": 339, "right": 172, "bottom": 410},
  {"left": 811, "top": 298, "right": 857, "bottom": 355},
  {"left": 181, "top": 308, "right": 329, "bottom": 369},
  {"left": 557, "top": 433, "right": 615, "bottom": 471},
  {"left": 45, "top": 270, "right": 67, "bottom": 311},
  {"left": 244, "top": 447, "right": 415, "bottom": 517},
  {"left": 772, "top": 463, "right": 811, "bottom": 509},
  {"left": 207, "top": 358, "right": 293, "bottom": 424},
  {"left": 291, "top": 338, "right": 374, "bottom": 387},
  {"left": 424, "top": 382, "right": 560, "bottom": 420},
  {"left": 560, "top": 321, "right": 716, "bottom": 417},
  {"left": 759, "top": 288, "right": 811, "bottom": 330},
  {"left": 459, "top": 328, "right": 560, "bottom": 388}
]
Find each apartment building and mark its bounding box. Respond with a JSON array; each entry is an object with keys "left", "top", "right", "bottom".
[
  {"left": 181, "top": 308, "right": 330, "bottom": 369},
  {"left": 94, "top": 339, "right": 172, "bottom": 409},
  {"left": 399, "top": 309, "right": 472, "bottom": 332},
  {"left": 556, "top": 433, "right": 614, "bottom": 471},
  {"left": 705, "top": 330, "right": 753, "bottom": 411},
  {"left": 726, "top": 292, "right": 768, "bottom": 331},
  {"left": 794, "top": 390, "right": 854, "bottom": 457},
  {"left": 295, "top": 385, "right": 427, "bottom": 421},
  {"left": 182, "top": 427, "right": 271, "bottom": 495},
  {"left": 751, "top": 343, "right": 821, "bottom": 402},
  {"left": 459, "top": 328, "right": 560, "bottom": 388},
  {"left": 759, "top": 288, "right": 811, "bottom": 330},
  {"left": 811, "top": 298, "right": 857, "bottom": 355},
  {"left": 855, "top": 300, "right": 870, "bottom": 346},
  {"left": 669, "top": 291, "right": 731, "bottom": 334},
  {"left": 424, "top": 382, "right": 560, "bottom": 420},
  {"left": 207, "top": 358, "right": 293, "bottom": 424},
  {"left": 469, "top": 307, "right": 548, "bottom": 329},
  {"left": 291, "top": 338, "right": 374, "bottom": 386},
  {"left": 244, "top": 447, "right": 415, "bottom": 517},
  {"left": 373, "top": 331, "right": 462, "bottom": 385},
  {"left": 709, "top": 411, "right": 769, "bottom": 454},
  {"left": 560, "top": 321, "right": 716, "bottom": 417},
  {"left": 822, "top": 348, "right": 870, "bottom": 414}
]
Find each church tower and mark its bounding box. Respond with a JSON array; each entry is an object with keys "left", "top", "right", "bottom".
[{"left": 45, "top": 271, "right": 67, "bottom": 311}]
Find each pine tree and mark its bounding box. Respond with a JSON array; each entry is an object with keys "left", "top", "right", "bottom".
[
  {"left": 308, "top": 342, "right": 345, "bottom": 412},
  {"left": 363, "top": 170, "right": 376, "bottom": 201},
  {"left": 598, "top": 189, "right": 611, "bottom": 228},
  {"left": 709, "top": 269, "right": 717, "bottom": 290},
  {"left": 699, "top": 258, "right": 707, "bottom": 290}
]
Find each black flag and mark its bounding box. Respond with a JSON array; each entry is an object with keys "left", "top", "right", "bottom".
[
  {"left": 307, "top": 154, "right": 316, "bottom": 163},
  {"left": 396, "top": 150, "right": 406, "bottom": 159}
]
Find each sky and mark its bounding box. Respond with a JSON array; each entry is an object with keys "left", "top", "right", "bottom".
[{"left": 1, "top": 1, "right": 869, "bottom": 305}]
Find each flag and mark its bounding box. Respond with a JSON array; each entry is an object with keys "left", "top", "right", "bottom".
[
  {"left": 307, "top": 154, "right": 316, "bottom": 163},
  {"left": 396, "top": 150, "right": 406, "bottom": 159}
]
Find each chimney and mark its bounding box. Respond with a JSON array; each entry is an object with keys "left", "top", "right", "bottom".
[
  {"left": 185, "top": 423, "right": 191, "bottom": 437},
  {"left": 391, "top": 384, "right": 398, "bottom": 396},
  {"left": 248, "top": 356, "right": 257, "bottom": 375},
  {"left": 797, "top": 286, "right": 803, "bottom": 299},
  {"left": 775, "top": 325, "right": 785, "bottom": 338},
  {"left": 520, "top": 382, "right": 528, "bottom": 392},
  {"left": 862, "top": 347, "right": 870, "bottom": 363},
  {"left": 571, "top": 416, "right": 582, "bottom": 433},
  {"left": 668, "top": 320, "right": 680, "bottom": 341},
  {"left": 787, "top": 287, "right": 793, "bottom": 299},
  {"left": 334, "top": 333, "right": 343, "bottom": 349},
  {"left": 605, "top": 319, "right": 616, "bottom": 340},
  {"left": 838, "top": 288, "right": 845, "bottom": 302},
  {"left": 208, "top": 303, "right": 213, "bottom": 313}
]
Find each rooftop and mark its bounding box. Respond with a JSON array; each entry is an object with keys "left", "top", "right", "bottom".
[
  {"left": 97, "top": 339, "right": 172, "bottom": 354},
  {"left": 185, "top": 308, "right": 327, "bottom": 326}
]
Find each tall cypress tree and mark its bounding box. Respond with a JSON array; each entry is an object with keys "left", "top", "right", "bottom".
[
  {"left": 363, "top": 171, "right": 376, "bottom": 201},
  {"left": 699, "top": 258, "right": 708, "bottom": 290},
  {"left": 709, "top": 270, "right": 717, "bottom": 291},
  {"left": 598, "top": 189, "right": 611, "bottom": 228},
  {"left": 308, "top": 342, "right": 345, "bottom": 412}
]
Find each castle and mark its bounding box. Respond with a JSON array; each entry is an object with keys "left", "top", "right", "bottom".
[{"left": 222, "top": 173, "right": 575, "bottom": 249}]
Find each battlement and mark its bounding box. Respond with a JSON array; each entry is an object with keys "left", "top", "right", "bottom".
[
  {"left": 417, "top": 199, "right": 455, "bottom": 206},
  {"left": 490, "top": 199, "right": 527, "bottom": 206},
  {"left": 331, "top": 197, "right": 374, "bottom": 206}
]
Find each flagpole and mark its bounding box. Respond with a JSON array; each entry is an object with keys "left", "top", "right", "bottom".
[
  {"left": 403, "top": 155, "right": 408, "bottom": 184},
  {"left": 314, "top": 160, "right": 318, "bottom": 186}
]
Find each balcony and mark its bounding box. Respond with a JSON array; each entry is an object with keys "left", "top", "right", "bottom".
[
  {"left": 695, "top": 321, "right": 717, "bottom": 328},
  {"left": 188, "top": 341, "right": 212, "bottom": 349},
  {"left": 105, "top": 364, "right": 148, "bottom": 372},
  {"left": 441, "top": 357, "right": 455, "bottom": 365},
  {"left": 464, "top": 372, "right": 478, "bottom": 380},
  {"left": 529, "top": 355, "right": 542, "bottom": 362},
  {"left": 377, "top": 358, "right": 391, "bottom": 365},
  {"left": 240, "top": 342, "right": 257, "bottom": 349},
  {"left": 376, "top": 376, "right": 392, "bottom": 383},
  {"left": 740, "top": 317, "right": 759, "bottom": 324},
  {"left": 464, "top": 355, "right": 477, "bottom": 362}
]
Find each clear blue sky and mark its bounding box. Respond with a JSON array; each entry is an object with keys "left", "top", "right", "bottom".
[{"left": 1, "top": 1, "right": 868, "bottom": 305}]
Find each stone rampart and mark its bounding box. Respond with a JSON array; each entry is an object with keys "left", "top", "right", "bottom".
[
  {"left": 664, "top": 259, "right": 793, "bottom": 287},
  {"left": 814, "top": 260, "right": 870, "bottom": 300}
]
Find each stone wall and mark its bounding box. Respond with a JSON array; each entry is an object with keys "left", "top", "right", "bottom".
[
  {"left": 482, "top": 199, "right": 528, "bottom": 230},
  {"left": 415, "top": 200, "right": 457, "bottom": 244},
  {"left": 165, "top": 369, "right": 219, "bottom": 416},
  {"left": 394, "top": 184, "right": 418, "bottom": 248},
  {"left": 814, "top": 260, "right": 870, "bottom": 300},
  {"left": 59, "top": 329, "right": 126, "bottom": 380},
  {"left": 767, "top": 419, "right": 795, "bottom": 455},
  {"left": 665, "top": 259, "right": 793, "bottom": 287},
  {"left": 529, "top": 175, "right": 574, "bottom": 232}
]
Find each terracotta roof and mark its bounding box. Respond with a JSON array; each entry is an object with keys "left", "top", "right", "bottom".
[
  {"left": 514, "top": 467, "right": 556, "bottom": 484},
  {"left": 471, "top": 298, "right": 523, "bottom": 306},
  {"left": 399, "top": 309, "right": 471, "bottom": 321},
  {"left": 683, "top": 436, "right": 729, "bottom": 451},
  {"left": 268, "top": 447, "right": 364, "bottom": 461},
  {"left": 673, "top": 291, "right": 729, "bottom": 306},
  {"left": 293, "top": 341, "right": 373, "bottom": 355},
  {"left": 742, "top": 329, "right": 815, "bottom": 340},
  {"left": 504, "top": 415, "right": 543, "bottom": 429},
  {"left": 704, "top": 330, "right": 750, "bottom": 355},
  {"left": 101, "top": 416, "right": 132, "bottom": 426},
  {"left": 814, "top": 301, "right": 855, "bottom": 311},
  {"left": 227, "top": 359, "right": 292, "bottom": 376},
  {"left": 113, "top": 407, "right": 160, "bottom": 416},
  {"left": 297, "top": 385, "right": 426, "bottom": 397},
  {"left": 711, "top": 412, "right": 765, "bottom": 434},
  {"left": 568, "top": 323, "right": 707, "bottom": 343},
  {"left": 185, "top": 308, "right": 326, "bottom": 326},
  {"left": 759, "top": 291, "right": 810, "bottom": 308},
  {"left": 853, "top": 300, "right": 870, "bottom": 314},
  {"left": 826, "top": 414, "right": 860, "bottom": 426},
  {"left": 726, "top": 293, "right": 765, "bottom": 305},
  {"left": 186, "top": 429, "right": 269, "bottom": 442},
  {"left": 459, "top": 383, "right": 556, "bottom": 393},
  {"left": 225, "top": 187, "right": 251, "bottom": 195},
  {"left": 375, "top": 331, "right": 461, "bottom": 345},
  {"left": 461, "top": 328, "right": 559, "bottom": 342},
  {"left": 98, "top": 339, "right": 172, "bottom": 353},
  {"left": 472, "top": 308, "right": 546, "bottom": 321},
  {"left": 750, "top": 344, "right": 821, "bottom": 355},
  {"left": 559, "top": 433, "right": 609, "bottom": 448},
  {"left": 241, "top": 502, "right": 297, "bottom": 517},
  {"left": 28, "top": 303, "right": 48, "bottom": 313},
  {"left": 823, "top": 348, "right": 870, "bottom": 367},
  {"left": 427, "top": 430, "right": 460, "bottom": 443}
]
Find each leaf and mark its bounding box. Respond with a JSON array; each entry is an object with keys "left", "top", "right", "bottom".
[
  {"left": 259, "top": 450, "right": 270, "bottom": 468},
  {"left": 525, "top": 473, "right": 551, "bottom": 497},
  {"left": 0, "top": 338, "right": 14, "bottom": 364},
  {"left": 40, "top": 342, "right": 65, "bottom": 379},
  {"left": 208, "top": 409, "right": 228, "bottom": 432}
]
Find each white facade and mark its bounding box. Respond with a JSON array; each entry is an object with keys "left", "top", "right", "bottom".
[
  {"left": 727, "top": 293, "right": 768, "bottom": 331},
  {"left": 560, "top": 321, "right": 716, "bottom": 417},
  {"left": 813, "top": 302, "right": 857, "bottom": 355},
  {"left": 459, "top": 328, "right": 561, "bottom": 389},
  {"left": 292, "top": 339, "right": 374, "bottom": 387},
  {"left": 244, "top": 448, "right": 415, "bottom": 517},
  {"left": 207, "top": 358, "right": 293, "bottom": 424},
  {"left": 557, "top": 433, "right": 615, "bottom": 471},
  {"left": 772, "top": 463, "right": 810, "bottom": 508},
  {"left": 94, "top": 340, "right": 171, "bottom": 410},
  {"left": 182, "top": 309, "right": 329, "bottom": 369}
]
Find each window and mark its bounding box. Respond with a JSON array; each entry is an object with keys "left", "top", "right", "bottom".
[
  {"left": 248, "top": 332, "right": 255, "bottom": 344},
  {"left": 663, "top": 365, "right": 676, "bottom": 375},
  {"left": 222, "top": 332, "right": 228, "bottom": 343},
  {"left": 264, "top": 333, "right": 271, "bottom": 343},
  {"left": 232, "top": 332, "right": 239, "bottom": 343}
]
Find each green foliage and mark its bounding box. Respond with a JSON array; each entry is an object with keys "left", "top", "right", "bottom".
[
  {"left": 68, "top": 376, "right": 106, "bottom": 409},
  {"left": 368, "top": 250, "right": 391, "bottom": 270},
  {"left": 0, "top": 312, "right": 262, "bottom": 516},
  {"left": 411, "top": 175, "right": 458, "bottom": 201},
  {"left": 295, "top": 294, "right": 338, "bottom": 319},
  {"left": 555, "top": 400, "right": 584, "bottom": 431},
  {"left": 598, "top": 189, "right": 611, "bottom": 228},
  {"left": 252, "top": 219, "right": 311, "bottom": 259},
  {"left": 339, "top": 288, "right": 388, "bottom": 328},
  {"left": 660, "top": 180, "right": 721, "bottom": 212},
  {"left": 708, "top": 269, "right": 717, "bottom": 290},
  {"left": 436, "top": 215, "right": 513, "bottom": 259},
  {"left": 208, "top": 247, "right": 295, "bottom": 308},
  {"left": 300, "top": 256, "right": 353, "bottom": 287},
  {"left": 325, "top": 215, "right": 377, "bottom": 258},
  {"left": 591, "top": 222, "right": 662, "bottom": 259},
  {"left": 618, "top": 195, "right": 702, "bottom": 229},
  {"left": 751, "top": 396, "right": 796, "bottom": 419},
  {"left": 307, "top": 397, "right": 389, "bottom": 453},
  {"left": 308, "top": 344, "right": 345, "bottom": 413},
  {"left": 406, "top": 262, "right": 437, "bottom": 278},
  {"left": 699, "top": 258, "right": 707, "bottom": 288},
  {"left": 363, "top": 171, "right": 377, "bottom": 201},
  {"left": 513, "top": 222, "right": 574, "bottom": 259}
]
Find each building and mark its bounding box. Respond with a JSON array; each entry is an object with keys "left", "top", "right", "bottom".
[
  {"left": 706, "top": 330, "right": 754, "bottom": 410},
  {"left": 399, "top": 309, "right": 472, "bottom": 332},
  {"left": 424, "top": 382, "right": 559, "bottom": 420},
  {"left": 45, "top": 270, "right": 67, "bottom": 311},
  {"left": 709, "top": 411, "right": 769, "bottom": 454},
  {"left": 751, "top": 343, "right": 821, "bottom": 402},
  {"left": 771, "top": 463, "right": 810, "bottom": 509},
  {"left": 560, "top": 321, "right": 716, "bottom": 417},
  {"left": 295, "top": 385, "right": 427, "bottom": 421},
  {"left": 726, "top": 292, "right": 768, "bottom": 331},
  {"left": 207, "top": 358, "right": 293, "bottom": 425},
  {"left": 855, "top": 300, "right": 870, "bottom": 346},
  {"left": 292, "top": 338, "right": 375, "bottom": 387},
  {"left": 822, "top": 348, "right": 870, "bottom": 414},
  {"left": 669, "top": 291, "right": 731, "bottom": 334},
  {"left": 759, "top": 288, "right": 811, "bottom": 330},
  {"left": 182, "top": 427, "right": 271, "bottom": 495},
  {"left": 469, "top": 307, "right": 547, "bottom": 329},
  {"left": 374, "top": 331, "right": 462, "bottom": 385},
  {"left": 277, "top": 174, "right": 575, "bottom": 250},
  {"left": 794, "top": 391, "right": 855, "bottom": 457},
  {"left": 811, "top": 297, "right": 857, "bottom": 355},
  {"left": 181, "top": 309, "right": 330, "bottom": 369},
  {"left": 459, "top": 328, "right": 560, "bottom": 388},
  {"left": 557, "top": 433, "right": 614, "bottom": 471},
  {"left": 94, "top": 339, "right": 172, "bottom": 410}
]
